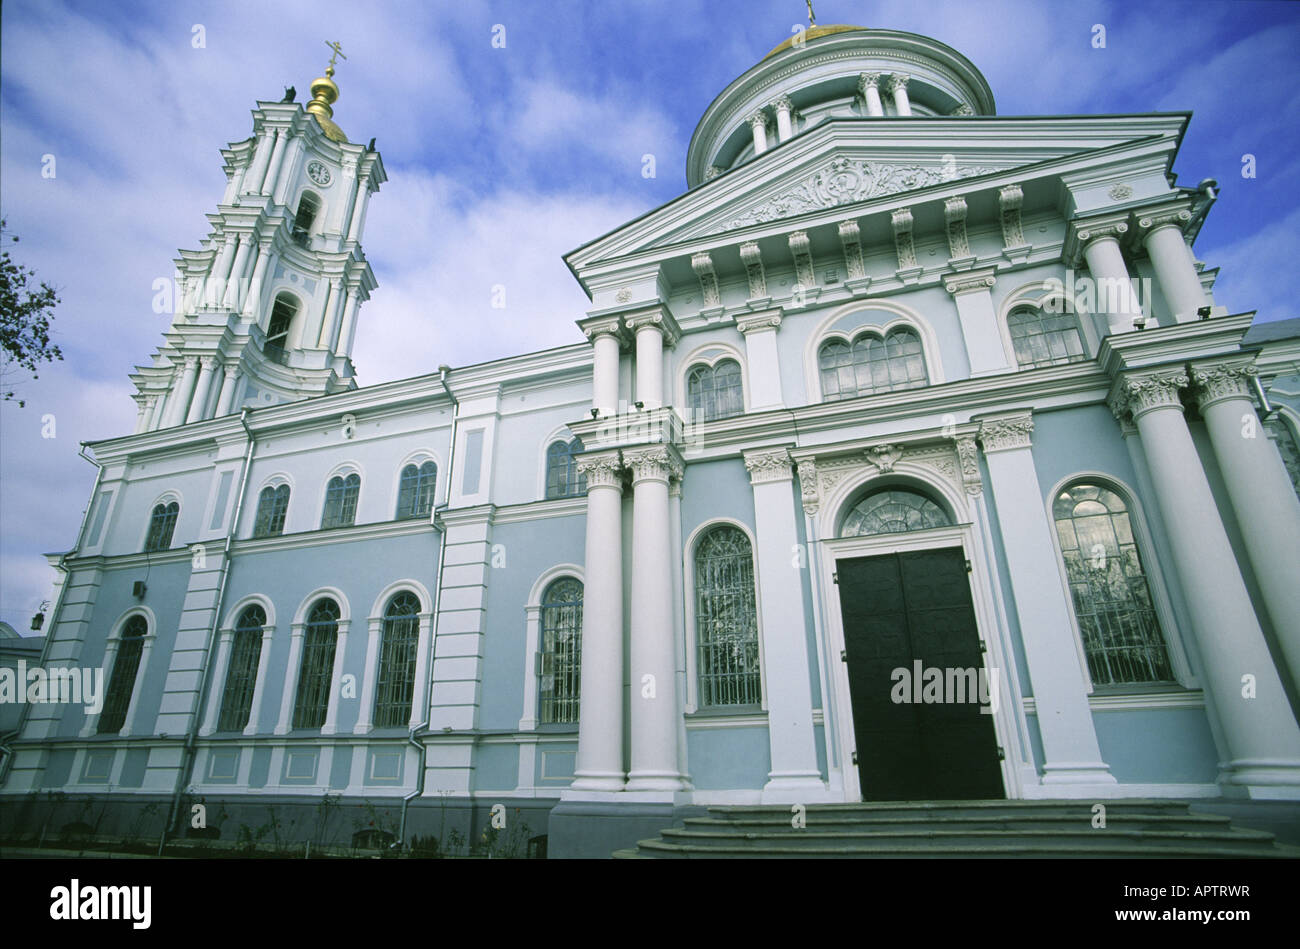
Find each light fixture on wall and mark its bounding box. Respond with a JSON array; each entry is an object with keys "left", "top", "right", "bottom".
[{"left": 1197, "top": 305, "right": 1212, "bottom": 320}]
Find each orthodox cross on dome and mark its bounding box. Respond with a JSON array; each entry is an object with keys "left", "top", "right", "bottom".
[
  {"left": 324, "top": 39, "right": 347, "bottom": 77},
  {"left": 806, "top": 0, "right": 816, "bottom": 26}
]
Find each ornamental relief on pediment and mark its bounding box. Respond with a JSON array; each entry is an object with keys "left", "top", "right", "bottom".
[
  {"left": 797, "top": 442, "right": 975, "bottom": 517},
  {"left": 708, "top": 157, "right": 1005, "bottom": 236}
]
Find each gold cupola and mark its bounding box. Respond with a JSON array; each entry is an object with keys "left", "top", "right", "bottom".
[{"left": 305, "top": 45, "right": 349, "bottom": 143}]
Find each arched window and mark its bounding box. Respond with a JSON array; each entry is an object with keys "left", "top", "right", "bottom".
[
  {"left": 1008, "top": 305, "right": 1086, "bottom": 369},
  {"left": 264, "top": 293, "right": 298, "bottom": 364},
  {"left": 144, "top": 501, "right": 179, "bottom": 552},
  {"left": 98, "top": 616, "right": 147, "bottom": 734},
  {"left": 687, "top": 359, "right": 744, "bottom": 421},
  {"left": 841, "top": 488, "right": 951, "bottom": 537},
  {"left": 321, "top": 473, "right": 360, "bottom": 529},
  {"left": 253, "top": 485, "right": 290, "bottom": 537},
  {"left": 218, "top": 604, "right": 266, "bottom": 732},
  {"left": 1053, "top": 482, "right": 1174, "bottom": 687},
  {"left": 539, "top": 577, "right": 583, "bottom": 724},
  {"left": 373, "top": 592, "right": 422, "bottom": 727},
  {"left": 1269, "top": 417, "right": 1300, "bottom": 502},
  {"left": 545, "top": 438, "right": 587, "bottom": 499},
  {"left": 293, "top": 598, "right": 340, "bottom": 729},
  {"left": 396, "top": 462, "right": 437, "bottom": 519},
  {"left": 292, "top": 192, "right": 320, "bottom": 247},
  {"left": 694, "top": 525, "right": 761, "bottom": 707},
  {"left": 819, "top": 327, "right": 927, "bottom": 401}
]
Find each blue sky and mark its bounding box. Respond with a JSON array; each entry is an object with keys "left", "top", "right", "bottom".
[{"left": 1, "top": 0, "right": 1298, "bottom": 629}]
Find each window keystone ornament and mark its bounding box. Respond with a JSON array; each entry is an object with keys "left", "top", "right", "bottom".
[{"left": 864, "top": 443, "right": 904, "bottom": 473}]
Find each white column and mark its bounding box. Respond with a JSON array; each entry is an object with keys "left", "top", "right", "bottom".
[
  {"left": 1191, "top": 360, "right": 1300, "bottom": 696},
  {"left": 944, "top": 269, "right": 1012, "bottom": 375},
  {"left": 208, "top": 236, "right": 238, "bottom": 307},
  {"left": 260, "top": 128, "right": 289, "bottom": 197},
  {"left": 274, "top": 623, "right": 305, "bottom": 735},
  {"left": 329, "top": 285, "right": 358, "bottom": 352},
  {"left": 1142, "top": 212, "right": 1206, "bottom": 322},
  {"left": 771, "top": 95, "right": 794, "bottom": 142},
  {"left": 569, "top": 451, "right": 626, "bottom": 791},
  {"left": 583, "top": 319, "right": 622, "bottom": 416},
  {"left": 1114, "top": 369, "right": 1300, "bottom": 795},
  {"left": 138, "top": 395, "right": 159, "bottom": 433},
  {"left": 978, "top": 413, "right": 1116, "bottom": 787},
  {"left": 244, "top": 128, "right": 276, "bottom": 195},
  {"left": 1080, "top": 229, "right": 1144, "bottom": 334},
  {"left": 243, "top": 625, "right": 274, "bottom": 735},
  {"left": 346, "top": 172, "right": 372, "bottom": 243},
  {"left": 625, "top": 445, "right": 689, "bottom": 791},
  {"left": 736, "top": 311, "right": 784, "bottom": 409},
  {"left": 317, "top": 279, "right": 344, "bottom": 349},
  {"left": 241, "top": 242, "right": 273, "bottom": 322},
  {"left": 273, "top": 137, "right": 305, "bottom": 206},
  {"left": 185, "top": 357, "right": 218, "bottom": 424},
  {"left": 748, "top": 111, "right": 769, "bottom": 156},
  {"left": 627, "top": 311, "right": 674, "bottom": 409},
  {"left": 320, "top": 620, "right": 350, "bottom": 735},
  {"left": 858, "top": 73, "right": 884, "bottom": 116},
  {"left": 165, "top": 357, "right": 200, "bottom": 428},
  {"left": 222, "top": 235, "right": 252, "bottom": 309},
  {"left": 889, "top": 74, "right": 912, "bottom": 116},
  {"left": 340, "top": 289, "right": 363, "bottom": 357},
  {"left": 743, "top": 449, "right": 825, "bottom": 800},
  {"left": 200, "top": 629, "right": 235, "bottom": 736},
  {"left": 214, "top": 365, "right": 239, "bottom": 417},
  {"left": 354, "top": 617, "right": 382, "bottom": 734}
]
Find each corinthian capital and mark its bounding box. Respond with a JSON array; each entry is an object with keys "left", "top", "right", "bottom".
[
  {"left": 747, "top": 111, "right": 769, "bottom": 131},
  {"left": 575, "top": 450, "right": 623, "bottom": 489},
  {"left": 888, "top": 73, "right": 910, "bottom": 94},
  {"left": 1190, "top": 361, "right": 1257, "bottom": 409},
  {"left": 743, "top": 448, "right": 793, "bottom": 484},
  {"left": 1111, "top": 370, "right": 1188, "bottom": 420},
  {"left": 623, "top": 445, "right": 684, "bottom": 484},
  {"left": 858, "top": 72, "right": 881, "bottom": 93},
  {"left": 978, "top": 413, "right": 1034, "bottom": 453}
]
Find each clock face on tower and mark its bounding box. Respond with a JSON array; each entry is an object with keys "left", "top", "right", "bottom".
[{"left": 307, "top": 160, "right": 331, "bottom": 186}]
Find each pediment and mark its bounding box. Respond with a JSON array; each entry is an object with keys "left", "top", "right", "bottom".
[{"left": 566, "top": 114, "right": 1186, "bottom": 273}]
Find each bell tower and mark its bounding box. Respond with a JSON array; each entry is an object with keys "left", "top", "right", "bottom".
[{"left": 130, "top": 43, "right": 386, "bottom": 432}]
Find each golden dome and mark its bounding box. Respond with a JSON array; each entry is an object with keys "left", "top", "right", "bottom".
[
  {"left": 763, "top": 24, "right": 867, "bottom": 60},
  {"left": 304, "top": 73, "right": 348, "bottom": 143}
]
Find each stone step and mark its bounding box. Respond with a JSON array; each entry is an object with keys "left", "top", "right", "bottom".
[
  {"left": 705, "top": 800, "right": 1203, "bottom": 820},
  {"left": 619, "top": 838, "right": 1294, "bottom": 859},
  {"left": 681, "top": 812, "right": 1235, "bottom": 835}
]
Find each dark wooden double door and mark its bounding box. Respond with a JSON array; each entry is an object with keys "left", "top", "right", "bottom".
[{"left": 836, "top": 546, "right": 1004, "bottom": 801}]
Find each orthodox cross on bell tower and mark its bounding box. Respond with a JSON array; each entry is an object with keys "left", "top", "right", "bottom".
[
  {"left": 324, "top": 39, "right": 347, "bottom": 76},
  {"left": 806, "top": 0, "right": 816, "bottom": 26}
]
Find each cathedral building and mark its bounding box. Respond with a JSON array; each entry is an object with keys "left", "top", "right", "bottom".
[{"left": 3, "top": 24, "right": 1300, "bottom": 858}]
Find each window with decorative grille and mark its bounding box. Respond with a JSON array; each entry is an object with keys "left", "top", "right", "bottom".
[
  {"left": 253, "top": 485, "right": 290, "bottom": 537},
  {"left": 144, "top": 501, "right": 179, "bottom": 551},
  {"left": 539, "top": 577, "right": 583, "bottom": 723},
  {"left": 292, "top": 598, "right": 340, "bottom": 729},
  {"left": 1053, "top": 482, "right": 1174, "bottom": 687},
  {"left": 818, "top": 327, "right": 927, "bottom": 401},
  {"left": 694, "top": 526, "right": 761, "bottom": 707},
  {"left": 1008, "top": 306, "right": 1087, "bottom": 369},
  {"left": 841, "top": 488, "right": 951, "bottom": 536},
  {"left": 373, "top": 592, "right": 421, "bottom": 727},
  {"left": 321, "top": 473, "right": 360, "bottom": 529},
  {"left": 218, "top": 604, "right": 266, "bottom": 732},
  {"left": 396, "top": 462, "right": 437, "bottom": 519},
  {"left": 687, "top": 359, "right": 744, "bottom": 421},
  {"left": 545, "top": 438, "right": 587, "bottom": 499},
  {"left": 98, "top": 615, "right": 147, "bottom": 734}
]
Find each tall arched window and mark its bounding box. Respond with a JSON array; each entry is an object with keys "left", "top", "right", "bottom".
[
  {"left": 687, "top": 359, "right": 744, "bottom": 421},
  {"left": 218, "top": 604, "right": 266, "bottom": 732},
  {"left": 819, "top": 327, "right": 927, "bottom": 401},
  {"left": 1053, "top": 482, "right": 1174, "bottom": 687},
  {"left": 1008, "top": 305, "right": 1086, "bottom": 369},
  {"left": 98, "top": 616, "right": 147, "bottom": 734},
  {"left": 373, "top": 592, "right": 421, "bottom": 727},
  {"left": 396, "top": 462, "right": 437, "bottom": 519},
  {"left": 321, "top": 473, "right": 360, "bottom": 529},
  {"left": 253, "top": 485, "right": 290, "bottom": 537},
  {"left": 539, "top": 577, "right": 583, "bottom": 724},
  {"left": 292, "top": 192, "right": 319, "bottom": 247},
  {"left": 293, "top": 598, "right": 340, "bottom": 729},
  {"left": 144, "top": 501, "right": 179, "bottom": 551},
  {"left": 694, "top": 525, "right": 761, "bottom": 708},
  {"left": 545, "top": 438, "right": 587, "bottom": 499},
  {"left": 264, "top": 293, "right": 298, "bottom": 364},
  {"left": 841, "top": 488, "right": 951, "bottom": 536}
]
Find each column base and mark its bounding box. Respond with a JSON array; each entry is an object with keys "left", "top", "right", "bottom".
[
  {"left": 1040, "top": 761, "right": 1118, "bottom": 785},
  {"left": 547, "top": 799, "right": 705, "bottom": 858},
  {"left": 567, "top": 773, "right": 627, "bottom": 793},
  {"left": 760, "top": 773, "right": 834, "bottom": 804},
  {"left": 1218, "top": 760, "right": 1300, "bottom": 800},
  {"left": 624, "top": 771, "right": 692, "bottom": 793}
]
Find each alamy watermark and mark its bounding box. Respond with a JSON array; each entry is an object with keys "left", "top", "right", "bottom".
[
  {"left": 891, "top": 660, "right": 1000, "bottom": 715},
  {"left": 0, "top": 661, "right": 104, "bottom": 714}
]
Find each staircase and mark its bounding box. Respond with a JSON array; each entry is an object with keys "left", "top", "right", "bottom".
[{"left": 613, "top": 800, "right": 1300, "bottom": 858}]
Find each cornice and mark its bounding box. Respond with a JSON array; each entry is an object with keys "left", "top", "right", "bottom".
[{"left": 1096, "top": 312, "right": 1254, "bottom": 377}]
